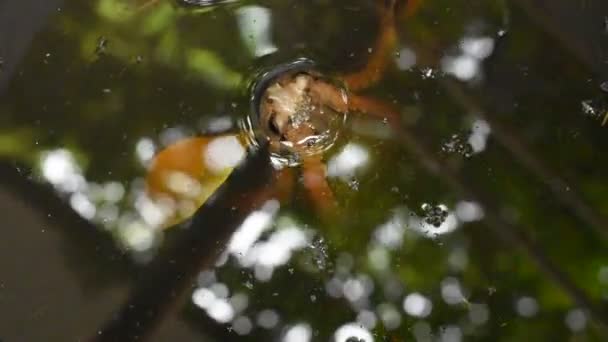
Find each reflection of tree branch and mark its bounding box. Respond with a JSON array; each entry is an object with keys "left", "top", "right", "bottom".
[
  {"left": 510, "top": 0, "right": 608, "bottom": 78},
  {"left": 395, "top": 127, "right": 608, "bottom": 334},
  {"left": 0, "top": 160, "right": 134, "bottom": 288},
  {"left": 442, "top": 79, "right": 608, "bottom": 241},
  {"left": 92, "top": 144, "right": 274, "bottom": 342}
]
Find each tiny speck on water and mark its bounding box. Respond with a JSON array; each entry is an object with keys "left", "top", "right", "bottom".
[{"left": 0, "top": 57, "right": 4, "bottom": 72}]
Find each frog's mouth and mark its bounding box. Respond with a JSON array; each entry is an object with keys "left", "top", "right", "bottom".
[{"left": 248, "top": 59, "right": 348, "bottom": 166}]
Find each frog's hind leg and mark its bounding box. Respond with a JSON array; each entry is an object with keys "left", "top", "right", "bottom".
[
  {"left": 302, "top": 156, "right": 337, "bottom": 221},
  {"left": 348, "top": 94, "right": 403, "bottom": 133}
]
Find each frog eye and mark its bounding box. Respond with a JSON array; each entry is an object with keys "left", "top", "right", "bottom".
[{"left": 268, "top": 113, "right": 281, "bottom": 135}]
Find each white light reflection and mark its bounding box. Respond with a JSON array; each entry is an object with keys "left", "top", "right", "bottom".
[
  {"left": 442, "top": 55, "right": 479, "bottom": 81},
  {"left": 207, "top": 299, "right": 235, "bottom": 323},
  {"left": 414, "top": 212, "right": 459, "bottom": 237},
  {"left": 228, "top": 200, "right": 280, "bottom": 257},
  {"left": 357, "top": 310, "right": 377, "bottom": 329},
  {"left": 373, "top": 209, "right": 406, "bottom": 249},
  {"left": 103, "top": 181, "right": 125, "bottom": 202},
  {"left": 228, "top": 202, "right": 315, "bottom": 282},
  {"left": 565, "top": 309, "right": 587, "bottom": 332},
  {"left": 469, "top": 303, "right": 490, "bottom": 325},
  {"left": 441, "top": 277, "right": 467, "bottom": 305},
  {"left": 343, "top": 278, "right": 366, "bottom": 303},
  {"left": 412, "top": 322, "right": 433, "bottom": 342},
  {"left": 403, "top": 293, "right": 433, "bottom": 318},
  {"left": 41, "top": 149, "right": 86, "bottom": 193},
  {"left": 467, "top": 119, "right": 491, "bottom": 154},
  {"left": 598, "top": 266, "right": 608, "bottom": 284},
  {"left": 375, "top": 206, "right": 461, "bottom": 242},
  {"left": 368, "top": 246, "right": 390, "bottom": 271},
  {"left": 282, "top": 323, "right": 312, "bottom": 342},
  {"left": 334, "top": 323, "right": 374, "bottom": 342},
  {"left": 209, "top": 282, "right": 230, "bottom": 299},
  {"left": 515, "top": 296, "right": 538, "bottom": 318},
  {"left": 70, "top": 192, "right": 96, "bottom": 220},
  {"left": 192, "top": 288, "right": 216, "bottom": 309},
  {"left": 461, "top": 37, "right": 495, "bottom": 60},
  {"left": 253, "top": 228, "right": 310, "bottom": 268},
  {"left": 204, "top": 135, "right": 246, "bottom": 174},
  {"left": 327, "top": 143, "right": 370, "bottom": 180},
  {"left": 229, "top": 292, "right": 249, "bottom": 314},
  {"left": 257, "top": 309, "right": 280, "bottom": 329},
  {"left": 232, "top": 316, "right": 253, "bottom": 335},
  {"left": 377, "top": 303, "right": 402, "bottom": 330},
  {"left": 159, "top": 127, "right": 187, "bottom": 147},
  {"left": 441, "top": 36, "right": 495, "bottom": 81},
  {"left": 135, "top": 137, "right": 155, "bottom": 166},
  {"left": 395, "top": 47, "right": 417, "bottom": 70},
  {"left": 455, "top": 201, "right": 484, "bottom": 222},
  {"left": 236, "top": 6, "right": 278, "bottom": 57},
  {"left": 121, "top": 220, "right": 156, "bottom": 252},
  {"left": 440, "top": 325, "right": 462, "bottom": 342},
  {"left": 205, "top": 116, "right": 233, "bottom": 133}
]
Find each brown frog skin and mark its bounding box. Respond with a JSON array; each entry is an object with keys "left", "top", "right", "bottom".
[{"left": 145, "top": 0, "right": 421, "bottom": 227}]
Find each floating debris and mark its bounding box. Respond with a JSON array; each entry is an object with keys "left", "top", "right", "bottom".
[
  {"left": 95, "top": 36, "right": 109, "bottom": 56},
  {"left": 581, "top": 98, "right": 608, "bottom": 125},
  {"left": 441, "top": 134, "right": 473, "bottom": 157},
  {"left": 421, "top": 203, "right": 449, "bottom": 227}
]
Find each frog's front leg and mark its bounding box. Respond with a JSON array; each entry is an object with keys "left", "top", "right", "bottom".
[
  {"left": 340, "top": 0, "right": 399, "bottom": 92},
  {"left": 339, "top": 0, "right": 425, "bottom": 92}
]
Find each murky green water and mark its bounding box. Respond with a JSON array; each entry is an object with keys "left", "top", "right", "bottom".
[{"left": 1, "top": 0, "right": 608, "bottom": 341}]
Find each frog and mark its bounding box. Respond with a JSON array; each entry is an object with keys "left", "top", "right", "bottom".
[{"left": 145, "top": 0, "right": 420, "bottom": 227}]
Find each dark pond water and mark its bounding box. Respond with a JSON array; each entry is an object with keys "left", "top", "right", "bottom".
[{"left": 1, "top": 0, "right": 608, "bottom": 341}]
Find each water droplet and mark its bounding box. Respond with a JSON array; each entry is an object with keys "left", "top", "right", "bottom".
[
  {"left": 367, "top": 47, "right": 373, "bottom": 54},
  {"left": 95, "top": 36, "right": 109, "bottom": 56},
  {"left": 420, "top": 67, "right": 435, "bottom": 79},
  {"left": 581, "top": 99, "right": 608, "bottom": 125},
  {"left": 600, "top": 81, "right": 608, "bottom": 93}
]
